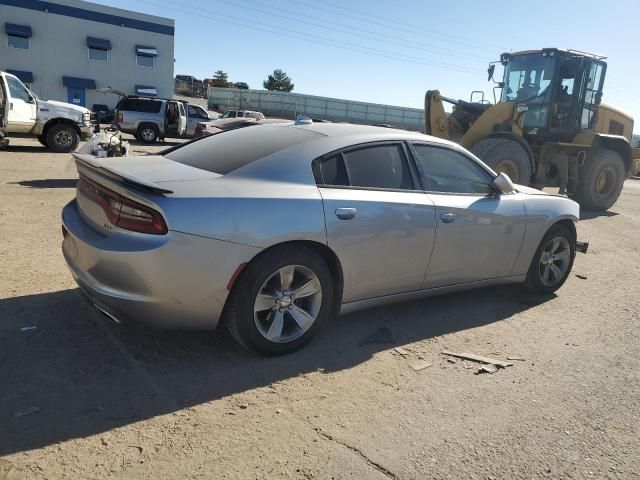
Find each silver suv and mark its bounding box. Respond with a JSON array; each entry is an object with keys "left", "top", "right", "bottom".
[{"left": 98, "top": 88, "right": 213, "bottom": 143}]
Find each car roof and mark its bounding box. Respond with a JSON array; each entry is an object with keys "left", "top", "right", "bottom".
[{"left": 291, "top": 122, "right": 451, "bottom": 144}]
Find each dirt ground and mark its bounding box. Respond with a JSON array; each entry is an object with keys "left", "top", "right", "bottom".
[{"left": 1, "top": 137, "right": 639, "bottom": 480}]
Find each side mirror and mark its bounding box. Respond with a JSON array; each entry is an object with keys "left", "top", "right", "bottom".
[
  {"left": 492, "top": 172, "right": 515, "bottom": 194},
  {"left": 27, "top": 96, "right": 35, "bottom": 104},
  {"left": 487, "top": 64, "right": 496, "bottom": 82}
]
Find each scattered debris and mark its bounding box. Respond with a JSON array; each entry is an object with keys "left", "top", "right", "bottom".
[
  {"left": 575, "top": 274, "right": 588, "bottom": 280},
  {"left": 447, "top": 358, "right": 457, "bottom": 364},
  {"left": 275, "top": 409, "right": 284, "bottom": 414},
  {"left": 393, "top": 347, "right": 410, "bottom": 356},
  {"left": 476, "top": 364, "right": 499, "bottom": 375},
  {"left": 462, "top": 361, "right": 473, "bottom": 369},
  {"left": 507, "top": 356, "right": 526, "bottom": 361},
  {"left": 410, "top": 360, "right": 432, "bottom": 371},
  {"left": 238, "top": 403, "right": 248, "bottom": 410},
  {"left": 20, "top": 326, "right": 36, "bottom": 332},
  {"left": 441, "top": 350, "right": 513, "bottom": 367},
  {"left": 13, "top": 406, "right": 40, "bottom": 418}
]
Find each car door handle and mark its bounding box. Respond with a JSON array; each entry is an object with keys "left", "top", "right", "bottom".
[
  {"left": 9, "top": 102, "right": 13, "bottom": 111},
  {"left": 440, "top": 212, "right": 456, "bottom": 223},
  {"left": 335, "top": 207, "right": 357, "bottom": 220}
]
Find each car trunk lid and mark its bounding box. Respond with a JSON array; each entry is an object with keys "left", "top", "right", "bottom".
[{"left": 72, "top": 153, "right": 220, "bottom": 236}]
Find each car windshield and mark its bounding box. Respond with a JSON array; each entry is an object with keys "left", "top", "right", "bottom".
[{"left": 164, "top": 125, "right": 323, "bottom": 174}]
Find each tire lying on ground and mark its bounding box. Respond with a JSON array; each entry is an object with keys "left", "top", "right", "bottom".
[
  {"left": 224, "top": 245, "right": 335, "bottom": 355},
  {"left": 471, "top": 137, "right": 532, "bottom": 186},
  {"left": 572, "top": 148, "right": 625, "bottom": 211},
  {"left": 45, "top": 124, "right": 79, "bottom": 153}
]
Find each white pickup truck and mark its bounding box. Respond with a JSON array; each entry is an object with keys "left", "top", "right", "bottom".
[{"left": 0, "top": 71, "right": 93, "bottom": 152}]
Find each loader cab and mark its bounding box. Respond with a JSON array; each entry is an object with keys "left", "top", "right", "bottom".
[{"left": 500, "top": 49, "right": 606, "bottom": 143}]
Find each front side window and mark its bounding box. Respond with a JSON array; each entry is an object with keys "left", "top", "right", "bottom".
[
  {"left": 136, "top": 54, "right": 154, "bottom": 67},
  {"left": 6, "top": 76, "right": 31, "bottom": 102},
  {"left": 315, "top": 144, "right": 415, "bottom": 190},
  {"left": 187, "top": 106, "right": 209, "bottom": 119},
  {"left": 8, "top": 34, "right": 29, "bottom": 49},
  {"left": 412, "top": 144, "right": 493, "bottom": 194},
  {"left": 89, "top": 46, "right": 108, "bottom": 61}
]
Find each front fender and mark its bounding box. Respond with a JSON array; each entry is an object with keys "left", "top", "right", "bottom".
[{"left": 511, "top": 194, "right": 579, "bottom": 276}]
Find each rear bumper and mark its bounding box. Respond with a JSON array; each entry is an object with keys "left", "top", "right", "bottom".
[{"left": 61, "top": 199, "right": 260, "bottom": 329}]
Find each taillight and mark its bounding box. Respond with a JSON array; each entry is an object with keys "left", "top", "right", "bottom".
[
  {"left": 78, "top": 176, "right": 167, "bottom": 235},
  {"left": 117, "top": 112, "right": 123, "bottom": 123}
]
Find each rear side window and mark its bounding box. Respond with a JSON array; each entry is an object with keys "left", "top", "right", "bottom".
[
  {"left": 118, "top": 98, "right": 162, "bottom": 113},
  {"left": 165, "top": 125, "right": 322, "bottom": 174},
  {"left": 412, "top": 144, "right": 493, "bottom": 194},
  {"left": 315, "top": 144, "right": 415, "bottom": 190}
]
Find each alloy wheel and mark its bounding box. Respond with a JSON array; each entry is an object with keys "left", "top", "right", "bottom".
[
  {"left": 538, "top": 236, "right": 571, "bottom": 287},
  {"left": 253, "top": 265, "right": 322, "bottom": 343}
]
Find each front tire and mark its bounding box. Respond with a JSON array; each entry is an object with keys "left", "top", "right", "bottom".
[
  {"left": 523, "top": 224, "right": 575, "bottom": 294},
  {"left": 471, "top": 137, "right": 532, "bottom": 185},
  {"left": 224, "top": 246, "right": 334, "bottom": 355},
  {"left": 45, "top": 124, "right": 79, "bottom": 153},
  {"left": 573, "top": 148, "right": 625, "bottom": 211},
  {"left": 37, "top": 135, "right": 47, "bottom": 147}
]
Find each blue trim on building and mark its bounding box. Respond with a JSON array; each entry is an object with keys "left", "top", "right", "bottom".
[
  {"left": 63, "top": 76, "right": 96, "bottom": 89},
  {"left": 87, "top": 36, "right": 111, "bottom": 50},
  {"left": 0, "top": 0, "right": 174, "bottom": 36},
  {"left": 5, "top": 22, "right": 32, "bottom": 37},
  {"left": 6, "top": 70, "right": 34, "bottom": 83}
]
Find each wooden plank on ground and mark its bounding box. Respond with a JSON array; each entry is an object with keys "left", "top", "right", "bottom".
[{"left": 441, "top": 350, "right": 513, "bottom": 367}]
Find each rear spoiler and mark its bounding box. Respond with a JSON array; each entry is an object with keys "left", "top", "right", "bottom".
[{"left": 71, "top": 153, "right": 174, "bottom": 195}]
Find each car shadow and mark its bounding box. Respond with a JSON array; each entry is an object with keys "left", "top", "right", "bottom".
[
  {"left": 10, "top": 179, "right": 77, "bottom": 189},
  {"left": 0, "top": 285, "right": 553, "bottom": 455}
]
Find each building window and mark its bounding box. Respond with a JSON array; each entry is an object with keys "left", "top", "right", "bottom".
[
  {"left": 136, "top": 54, "right": 154, "bottom": 67},
  {"left": 135, "top": 45, "right": 158, "bottom": 68},
  {"left": 8, "top": 34, "right": 29, "bottom": 49},
  {"left": 89, "top": 46, "right": 108, "bottom": 61}
]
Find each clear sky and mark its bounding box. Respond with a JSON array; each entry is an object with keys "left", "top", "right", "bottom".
[{"left": 97, "top": 0, "right": 639, "bottom": 125}]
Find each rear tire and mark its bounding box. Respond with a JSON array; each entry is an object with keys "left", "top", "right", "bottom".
[
  {"left": 137, "top": 124, "right": 159, "bottom": 144},
  {"left": 523, "top": 223, "right": 575, "bottom": 295},
  {"left": 471, "top": 137, "right": 532, "bottom": 185},
  {"left": 573, "top": 148, "right": 625, "bottom": 211},
  {"left": 224, "top": 245, "right": 335, "bottom": 355},
  {"left": 45, "top": 124, "right": 79, "bottom": 153}
]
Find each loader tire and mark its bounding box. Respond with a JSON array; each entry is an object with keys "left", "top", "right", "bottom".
[
  {"left": 471, "top": 137, "right": 532, "bottom": 185},
  {"left": 573, "top": 148, "right": 624, "bottom": 211}
]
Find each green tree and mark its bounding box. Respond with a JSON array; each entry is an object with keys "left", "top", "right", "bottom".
[
  {"left": 263, "top": 69, "right": 294, "bottom": 92},
  {"left": 211, "top": 70, "right": 230, "bottom": 88}
]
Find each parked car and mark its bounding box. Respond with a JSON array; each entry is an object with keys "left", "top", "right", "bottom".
[
  {"left": 221, "top": 109, "right": 265, "bottom": 120},
  {"left": 234, "top": 82, "right": 249, "bottom": 89},
  {"left": 0, "top": 71, "right": 94, "bottom": 152},
  {"left": 92, "top": 104, "right": 114, "bottom": 124},
  {"left": 97, "top": 88, "right": 214, "bottom": 142},
  {"left": 62, "top": 122, "right": 584, "bottom": 355}
]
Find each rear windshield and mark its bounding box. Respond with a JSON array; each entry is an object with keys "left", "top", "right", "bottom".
[
  {"left": 164, "top": 126, "right": 322, "bottom": 174},
  {"left": 118, "top": 98, "right": 162, "bottom": 113}
]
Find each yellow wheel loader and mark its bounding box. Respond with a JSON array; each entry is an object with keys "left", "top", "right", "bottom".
[{"left": 425, "top": 48, "right": 640, "bottom": 211}]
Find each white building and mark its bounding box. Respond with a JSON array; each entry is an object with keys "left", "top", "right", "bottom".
[{"left": 0, "top": 0, "right": 174, "bottom": 109}]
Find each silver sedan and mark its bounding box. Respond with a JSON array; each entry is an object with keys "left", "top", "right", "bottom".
[{"left": 62, "top": 122, "right": 584, "bottom": 354}]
